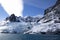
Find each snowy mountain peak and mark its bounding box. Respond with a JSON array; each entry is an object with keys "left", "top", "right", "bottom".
[
  {"left": 5, "top": 14, "right": 41, "bottom": 23},
  {"left": 39, "top": 0, "right": 60, "bottom": 23}
]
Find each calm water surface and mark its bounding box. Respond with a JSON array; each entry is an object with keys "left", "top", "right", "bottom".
[{"left": 0, "top": 33, "right": 60, "bottom": 40}]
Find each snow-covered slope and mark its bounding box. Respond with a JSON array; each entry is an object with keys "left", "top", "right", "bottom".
[
  {"left": 24, "top": 20, "right": 60, "bottom": 34},
  {"left": 24, "top": 0, "right": 60, "bottom": 34},
  {"left": 0, "top": 20, "right": 33, "bottom": 33},
  {"left": 0, "top": 0, "right": 60, "bottom": 34}
]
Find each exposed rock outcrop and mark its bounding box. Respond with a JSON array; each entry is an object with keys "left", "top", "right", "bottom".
[{"left": 6, "top": 14, "right": 19, "bottom": 22}]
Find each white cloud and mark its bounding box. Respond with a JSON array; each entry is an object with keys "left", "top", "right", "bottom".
[{"left": 0, "top": 0, "right": 23, "bottom": 16}]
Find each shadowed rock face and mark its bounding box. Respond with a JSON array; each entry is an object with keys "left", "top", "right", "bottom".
[
  {"left": 56, "top": 0, "right": 60, "bottom": 5},
  {"left": 6, "top": 14, "right": 17, "bottom": 22}
]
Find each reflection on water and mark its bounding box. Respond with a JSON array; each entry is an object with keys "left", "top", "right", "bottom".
[{"left": 0, "top": 33, "right": 60, "bottom": 40}]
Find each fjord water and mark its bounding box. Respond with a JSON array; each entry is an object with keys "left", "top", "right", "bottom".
[{"left": 0, "top": 33, "right": 60, "bottom": 40}]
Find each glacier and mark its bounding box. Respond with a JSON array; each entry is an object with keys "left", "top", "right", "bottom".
[
  {"left": 0, "top": 20, "right": 60, "bottom": 34},
  {"left": 0, "top": 20, "right": 33, "bottom": 34}
]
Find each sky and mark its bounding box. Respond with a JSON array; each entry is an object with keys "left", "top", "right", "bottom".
[{"left": 0, "top": 0, "right": 57, "bottom": 21}]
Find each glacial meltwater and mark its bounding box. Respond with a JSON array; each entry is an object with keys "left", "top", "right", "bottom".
[{"left": 0, "top": 33, "right": 60, "bottom": 40}]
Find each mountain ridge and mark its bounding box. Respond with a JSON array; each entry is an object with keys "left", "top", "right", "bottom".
[{"left": 0, "top": 0, "right": 60, "bottom": 34}]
